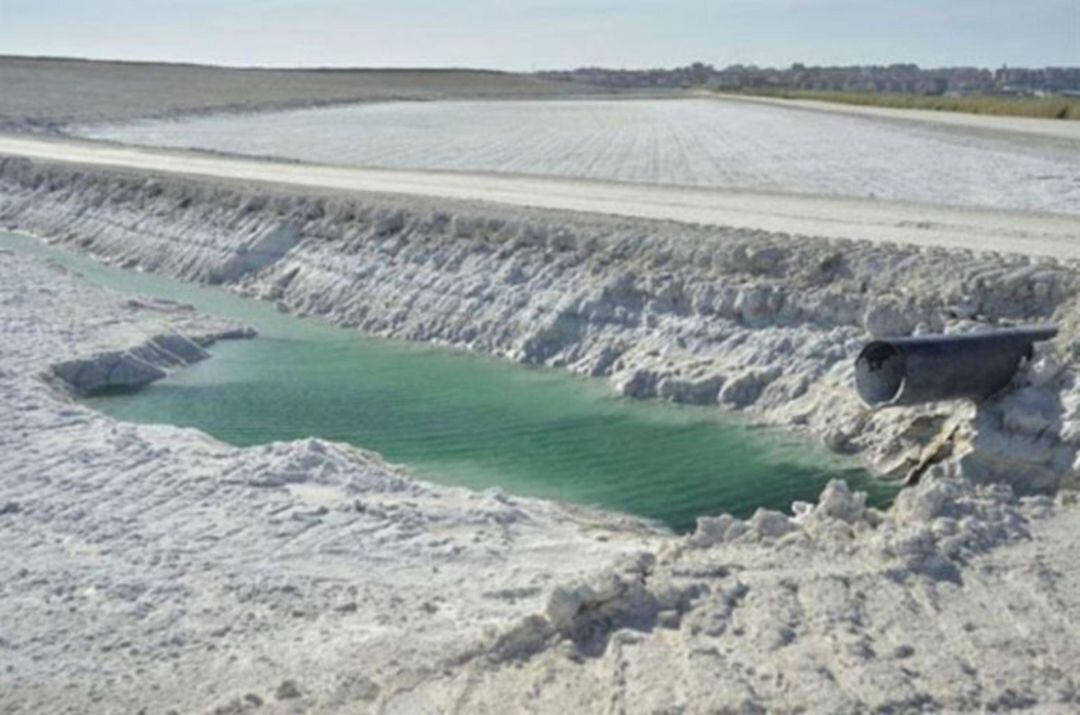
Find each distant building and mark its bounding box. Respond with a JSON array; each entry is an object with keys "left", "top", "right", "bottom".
[{"left": 537, "top": 63, "right": 1080, "bottom": 96}]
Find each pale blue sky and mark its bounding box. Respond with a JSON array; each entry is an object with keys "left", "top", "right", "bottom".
[{"left": 1, "top": 0, "right": 1076, "bottom": 70}]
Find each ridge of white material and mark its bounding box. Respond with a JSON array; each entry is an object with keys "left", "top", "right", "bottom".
[
  {"left": 711, "top": 92, "right": 1080, "bottom": 142},
  {"left": 4, "top": 134, "right": 1080, "bottom": 258}
]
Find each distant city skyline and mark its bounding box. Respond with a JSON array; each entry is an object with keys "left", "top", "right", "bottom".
[{"left": 1, "top": 1, "right": 1077, "bottom": 71}]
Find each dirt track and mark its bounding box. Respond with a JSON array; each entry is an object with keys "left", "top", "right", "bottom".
[{"left": 3, "top": 133, "right": 1080, "bottom": 259}]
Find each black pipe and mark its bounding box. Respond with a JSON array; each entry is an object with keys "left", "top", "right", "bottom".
[{"left": 855, "top": 326, "right": 1057, "bottom": 408}]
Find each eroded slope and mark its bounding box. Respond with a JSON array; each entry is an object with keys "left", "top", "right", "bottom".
[{"left": 4, "top": 157, "right": 1080, "bottom": 492}]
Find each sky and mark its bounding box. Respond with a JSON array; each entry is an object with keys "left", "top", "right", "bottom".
[{"left": 0, "top": 0, "right": 1076, "bottom": 70}]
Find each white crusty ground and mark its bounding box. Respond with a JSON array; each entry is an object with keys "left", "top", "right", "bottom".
[
  {"left": 0, "top": 250, "right": 659, "bottom": 713},
  {"left": 429, "top": 475, "right": 1080, "bottom": 714},
  {"left": 2, "top": 234, "right": 1080, "bottom": 713},
  {"left": 3, "top": 69, "right": 1080, "bottom": 712},
  {"left": 77, "top": 98, "right": 1080, "bottom": 216}
]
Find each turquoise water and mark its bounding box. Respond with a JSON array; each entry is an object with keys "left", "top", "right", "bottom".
[{"left": 2, "top": 232, "right": 897, "bottom": 531}]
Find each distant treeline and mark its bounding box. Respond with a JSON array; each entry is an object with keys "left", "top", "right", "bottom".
[{"left": 538, "top": 63, "right": 1080, "bottom": 97}]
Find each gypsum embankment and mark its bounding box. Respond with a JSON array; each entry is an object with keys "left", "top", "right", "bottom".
[
  {"left": 8, "top": 241, "right": 1079, "bottom": 715},
  {"left": 3, "top": 155, "right": 1080, "bottom": 494},
  {"left": 10, "top": 220, "right": 1076, "bottom": 713}
]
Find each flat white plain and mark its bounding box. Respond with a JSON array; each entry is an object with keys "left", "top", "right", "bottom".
[{"left": 81, "top": 98, "right": 1080, "bottom": 215}]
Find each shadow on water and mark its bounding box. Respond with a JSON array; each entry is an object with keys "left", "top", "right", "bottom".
[
  {"left": 3, "top": 231, "right": 899, "bottom": 532},
  {"left": 83, "top": 384, "right": 152, "bottom": 398}
]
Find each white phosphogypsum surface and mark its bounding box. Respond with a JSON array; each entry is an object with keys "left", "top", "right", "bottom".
[
  {"left": 3, "top": 228, "right": 1080, "bottom": 713},
  {"left": 3, "top": 134, "right": 1080, "bottom": 258},
  {"left": 4, "top": 102, "right": 1080, "bottom": 709},
  {"left": 6, "top": 57, "right": 1080, "bottom": 712},
  {"left": 76, "top": 99, "right": 1080, "bottom": 216}
]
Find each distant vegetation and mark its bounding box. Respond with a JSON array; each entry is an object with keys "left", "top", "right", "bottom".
[
  {"left": 717, "top": 88, "right": 1080, "bottom": 121},
  {"left": 540, "top": 62, "right": 1080, "bottom": 121}
]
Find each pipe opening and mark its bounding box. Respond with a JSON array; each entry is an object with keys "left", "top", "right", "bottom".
[{"left": 856, "top": 341, "right": 905, "bottom": 407}]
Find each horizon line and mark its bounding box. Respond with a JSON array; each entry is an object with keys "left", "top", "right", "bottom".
[{"left": 3, "top": 53, "right": 1077, "bottom": 75}]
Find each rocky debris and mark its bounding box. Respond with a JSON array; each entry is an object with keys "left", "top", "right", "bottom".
[
  {"left": 683, "top": 473, "right": 1040, "bottom": 582},
  {"left": 717, "top": 366, "right": 782, "bottom": 407},
  {"left": 809, "top": 477, "right": 870, "bottom": 523},
  {"left": 545, "top": 553, "right": 660, "bottom": 645},
  {"left": 452, "top": 472, "right": 1077, "bottom": 713},
  {"left": 274, "top": 680, "right": 302, "bottom": 700},
  {"left": 487, "top": 550, "right": 705, "bottom": 660}
]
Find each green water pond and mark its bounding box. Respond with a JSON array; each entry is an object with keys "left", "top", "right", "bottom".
[{"left": 3, "top": 232, "right": 897, "bottom": 531}]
